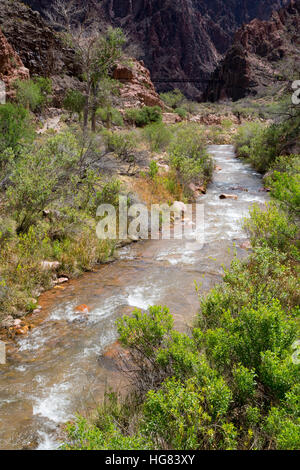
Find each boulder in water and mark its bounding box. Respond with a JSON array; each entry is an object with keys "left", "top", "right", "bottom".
[
  {"left": 75, "top": 304, "right": 90, "bottom": 313},
  {"left": 219, "top": 194, "right": 238, "bottom": 200}
]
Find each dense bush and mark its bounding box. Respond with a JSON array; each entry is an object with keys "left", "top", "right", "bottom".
[
  {"left": 142, "top": 122, "right": 172, "bottom": 152},
  {"left": 0, "top": 103, "right": 33, "bottom": 154},
  {"left": 169, "top": 125, "right": 213, "bottom": 196},
  {"left": 234, "top": 108, "right": 300, "bottom": 172},
  {"left": 243, "top": 203, "right": 298, "bottom": 252},
  {"left": 160, "top": 89, "right": 185, "bottom": 109},
  {"left": 6, "top": 132, "right": 85, "bottom": 232},
  {"left": 265, "top": 155, "right": 300, "bottom": 214},
  {"left": 0, "top": 130, "right": 120, "bottom": 318},
  {"left": 174, "top": 107, "right": 187, "bottom": 119},
  {"left": 125, "top": 106, "right": 162, "bottom": 127},
  {"left": 14, "top": 78, "right": 51, "bottom": 111},
  {"left": 96, "top": 107, "right": 123, "bottom": 127},
  {"left": 63, "top": 90, "right": 86, "bottom": 118},
  {"left": 102, "top": 130, "right": 136, "bottom": 161}
]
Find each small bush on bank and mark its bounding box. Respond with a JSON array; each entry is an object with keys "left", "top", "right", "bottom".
[
  {"left": 125, "top": 106, "right": 162, "bottom": 127},
  {"left": 14, "top": 78, "right": 51, "bottom": 111},
  {"left": 243, "top": 203, "right": 298, "bottom": 252},
  {"left": 63, "top": 90, "right": 85, "bottom": 118},
  {"left": 174, "top": 107, "right": 187, "bottom": 119},
  {"left": 148, "top": 160, "right": 159, "bottom": 179},
  {"left": 142, "top": 122, "right": 172, "bottom": 152},
  {"left": 102, "top": 130, "right": 136, "bottom": 161},
  {"left": 169, "top": 125, "right": 213, "bottom": 197},
  {"left": 0, "top": 130, "right": 121, "bottom": 319},
  {"left": 160, "top": 89, "right": 185, "bottom": 109},
  {"left": 96, "top": 107, "right": 124, "bottom": 127},
  {"left": 265, "top": 155, "right": 300, "bottom": 214},
  {"left": 234, "top": 122, "right": 263, "bottom": 157},
  {"left": 234, "top": 108, "right": 300, "bottom": 172},
  {"left": 62, "top": 115, "right": 300, "bottom": 450},
  {"left": 0, "top": 103, "right": 33, "bottom": 154}
]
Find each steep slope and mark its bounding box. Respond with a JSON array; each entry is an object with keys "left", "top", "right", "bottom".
[
  {"left": 0, "top": 1, "right": 163, "bottom": 109},
  {"left": 204, "top": 0, "right": 300, "bottom": 101},
  {"left": 0, "top": 29, "right": 29, "bottom": 99},
  {"left": 24, "top": 0, "right": 289, "bottom": 98},
  {"left": 0, "top": 0, "right": 79, "bottom": 78}
]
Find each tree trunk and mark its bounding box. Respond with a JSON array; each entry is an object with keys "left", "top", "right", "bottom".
[
  {"left": 91, "top": 84, "right": 98, "bottom": 132},
  {"left": 83, "top": 82, "right": 91, "bottom": 132}
]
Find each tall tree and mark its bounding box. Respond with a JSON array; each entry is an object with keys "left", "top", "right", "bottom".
[{"left": 45, "top": 0, "right": 125, "bottom": 131}]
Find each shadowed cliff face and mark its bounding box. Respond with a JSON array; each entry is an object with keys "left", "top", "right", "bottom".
[
  {"left": 24, "top": 0, "right": 289, "bottom": 98},
  {"left": 204, "top": 0, "right": 300, "bottom": 101},
  {"left": 0, "top": 30, "right": 30, "bottom": 98}
]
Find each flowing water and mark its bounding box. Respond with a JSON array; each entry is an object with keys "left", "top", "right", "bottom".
[{"left": 0, "top": 145, "right": 269, "bottom": 450}]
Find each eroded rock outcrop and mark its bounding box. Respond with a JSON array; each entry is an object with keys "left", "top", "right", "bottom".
[
  {"left": 0, "top": 29, "right": 29, "bottom": 98},
  {"left": 113, "top": 59, "right": 164, "bottom": 108},
  {"left": 204, "top": 0, "right": 300, "bottom": 101}
]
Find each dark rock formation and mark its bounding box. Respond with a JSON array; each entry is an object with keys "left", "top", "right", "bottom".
[
  {"left": 0, "top": 0, "right": 79, "bottom": 78},
  {"left": 23, "top": 0, "right": 289, "bottom": 98},
  {"left": 0, "top": 29, "right": 30, "bottom": 99},
  {"left": 204, "top": 0, "right": 300, "bottom": 101}
]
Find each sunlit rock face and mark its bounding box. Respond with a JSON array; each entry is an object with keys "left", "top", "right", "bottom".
[{"left": 23, "top": 0, "right": 289, "bottom": 98}]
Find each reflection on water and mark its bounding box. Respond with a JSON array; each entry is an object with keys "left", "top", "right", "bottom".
[{"left": 0, "top": 146, "right": 269, "bottom": 449}]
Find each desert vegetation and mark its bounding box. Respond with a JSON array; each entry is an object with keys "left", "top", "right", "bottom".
[
  {"left": 62, "top": 100, "right": 300, "bottom": 451},
  {"left": 0, "top": 0, "right": 299, "bottom": 452}
]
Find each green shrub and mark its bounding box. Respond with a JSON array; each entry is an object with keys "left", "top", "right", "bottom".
[
  {"left": 234, "top": 109, "right": 300, "bottom": 172},
  {"left": 243, "top": 203, "right": 298, "bottom": 252},
  {"left": 264, "top": 408, "right": 300, "bottom": 450},
  {"left": 102, "top": 130, "right": 135, "bottom": 160},
  {"left": 125, "top": 106, "right": 162, "bottom": 127},
  {"left": 169, "top": 125, "right": 213, "bottom": 195},
  {"left": 0, "top": 103, "right": 33, "bottom": 153},
  {"left": 63, "top": 90, "right": 85, "bottom": 117},
  {"left": 260, "top": 351, "right": 299, "bottom": 399},
  {"left": 160, "top": 89, "right": 185, "bottom": 109},
  {"left": 142, "top": 378, "right": 212, "bottom": 449},
  {"left": 221, "top": 119, "right": 233, "bottom": 130},
  {"left": 117, "top": 306, "right": 174, "bottom": 359},
  {"left": 234, "top": 122, "right": 263, "bottom": 157},
  {"left": 61, "top": 416, "right": 151, "bottom": 450},
  {"left": 232, "top": 364, "right": 257, "bottom": 403},
  {"left": 14, "top": 78, "right": 50, "bottom": 111},
  {"left": 6, "top": 132, "right": 89, "bottom": 232},
  {"left": 143, "top": 122, "right": 172, "bottom": 152},
  {"left": 96, "top": 107, "right": 123, "bottom": 127},
  {"left": 90, "top": 178, "right": 121, "bottom": 209},
  {"left": 149, "top": 160, "right": 159, "bottom": 179},
  {"left": 205, "top": 299, "right": 296, "bottom": 370},
  {"left": 175, "top": 107, "right": 187, "bottom": 119}
]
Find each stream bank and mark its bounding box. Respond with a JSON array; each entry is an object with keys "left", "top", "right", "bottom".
[{"left": 0, "top": 145, "right": 269, "bottom": 450}]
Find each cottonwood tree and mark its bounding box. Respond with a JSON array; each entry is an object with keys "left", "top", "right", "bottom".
[{"left": 45, "top": 0, "right": 125, "bottom": 131}]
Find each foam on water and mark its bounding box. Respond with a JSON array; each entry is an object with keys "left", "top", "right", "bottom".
[
  {"left": 33, "top": 381, "right": 74, "bottom": 424},
  {"left": 36, "top": 431, "right": 60, "bottom": 450},
  {"left": 127, "top": 285, "right": 163, "bottom": 310}
]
